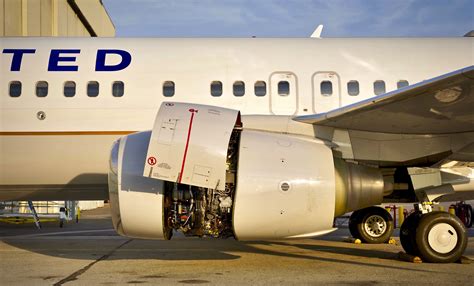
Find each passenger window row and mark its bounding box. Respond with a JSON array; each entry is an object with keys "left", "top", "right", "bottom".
[
  {"left": 320, "top": 80, "right": 410, "bottom": 97},
  {"left": 8, "top": 79, "right": 410, "bottom": 98},
  {"left": 211, "top": 79, "right": 408, "bottom": 98},
  {"left": 8, "top": 81, "right": 125, "bottom": 98},
  {"left": 210, "top": 81, "right": 267, "bottom": 97}
]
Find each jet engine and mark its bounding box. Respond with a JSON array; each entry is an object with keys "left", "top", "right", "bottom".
[{"left": 108, "top": 102, "right": 386, "bottom": 240}]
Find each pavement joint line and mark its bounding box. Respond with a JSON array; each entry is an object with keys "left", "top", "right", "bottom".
[
  {"left": 53, "top": 238, "right": 133, "bottom": 286},
  {"left": 0, "top": 229, "right": 116, "bottom": 239}
]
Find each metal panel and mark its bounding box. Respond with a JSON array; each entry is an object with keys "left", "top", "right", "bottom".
[
  {"left": 144, "top": 102, "right": 240, "bottom": 191},
  {"left": 57, "top": 0, "right": 68, "bottom": 36},
  {"left": 74, "top": 0, "right": 115, "bottom": 36},
  {"left": 26, "top": 0, "right": 41, "bottom": 36},
  {"left": 4, "top": 0, "right": 22, "bottom": 36},
  {"left": 40, "top": 0, "right": 52, "bottom": 36},
  {"left": 21, "top": 0, "right": 27, "bottom": 35},
  {"left": 67, "top": 3, "right": 75, "bottom": 36},
  {"left": 0, "top": 0, "right": 4, "bottom": 36},
  {"left": 233, "top": 130, "right": 336, "bottom": 239}
]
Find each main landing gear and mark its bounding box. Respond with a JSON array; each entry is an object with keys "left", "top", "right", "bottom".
[
  {"left": 400, "top": 205, "right": 467, "bottom": 263},
  {"left": 349, "top": 206, "right": 394, "bottom": 244},
  {"left": 349, "top": 204, "right": 468, "bottom": 263}
]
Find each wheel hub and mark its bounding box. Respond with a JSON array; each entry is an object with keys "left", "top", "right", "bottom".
[
  {"left": 427, "top": 223, "right": 458, "bottom": 254},
  {"left": 364, "top": 215, "right": 387, "bottom": 237}
]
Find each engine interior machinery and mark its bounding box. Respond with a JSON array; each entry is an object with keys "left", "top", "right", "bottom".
[{"left": 108, "top": 102, "right": 387, "bottom": 240}]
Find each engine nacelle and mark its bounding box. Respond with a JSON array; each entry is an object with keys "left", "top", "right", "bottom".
[
  {"left": 108, "top": 102, "right": 386, "bottom": 240},
  {"left": 233, "top": 130, "right": 336, "bottom": 239},
  {"left": 109, "top": 129, "right": 336, "bottom": 240},
  {"left": 109, "top": 131, "right": 171, "bottom": 240}
]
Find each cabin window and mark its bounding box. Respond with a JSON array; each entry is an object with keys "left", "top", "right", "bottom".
[
  {"left": 320, "top": 81, "right": 333, "bottom": 96},
  {"left": 36, "top": 81, "right": 48, "bottom": 97},
  {"left": 211, "top": 81, "right": 222, "bottom": 97},
  {"left": 254, "top": 81, "right": 266, "bottom": 96},
  {"left": 9, "top": 81, "right": 22, "bottom": 97},
  {"left": 373, "top": 80, "right": 386, "bottom": 95},
  {"left": 87, "top": 81, "right": 99, "bottom": 97},
  {"left": 113, "top": 81, "right": 125, "bottom": 97},
  {"left": 233, "top": 81, "right": 245, "bottom": 97},
  {"left": 347, "top": 80, "right": 359, "bottom": 96},
  {"left": 162, "top": 81, "right": 174, "bottom": 97},
  {"left": 64, "top": 81, "right": 76, "bottom": 97},
  {"left": 278, "top": 81, "right": 290, "bottom": 96},
  {"left": 397, "top": 80, "right": 409, "bottom": 89}
]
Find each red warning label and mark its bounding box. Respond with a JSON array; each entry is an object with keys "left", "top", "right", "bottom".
[{"left": 147, "top": 156, "right": 157, "bottom": 166}]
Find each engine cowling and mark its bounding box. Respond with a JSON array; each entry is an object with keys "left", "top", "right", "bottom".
[
  {"left": 233, "top": 130, "right": 336, "bottom": 239},
  {"left": 108, "top": 102, "right": 386, "bottom": 240},
  {"left": 109, "top": 131, "right": 171, "bottom": 240}
]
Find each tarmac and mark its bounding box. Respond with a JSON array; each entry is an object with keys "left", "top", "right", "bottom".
[{"left": 0, "top": 205, "right": 473, "bottom": 286}]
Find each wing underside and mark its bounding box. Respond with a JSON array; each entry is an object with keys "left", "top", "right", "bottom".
[{"left": 294, "top": 66, "right": 474, "bottom": 202}]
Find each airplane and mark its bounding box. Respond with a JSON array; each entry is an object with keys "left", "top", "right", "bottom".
[{"left": 0, "top": 34, "right": 473, "bottom": 263}]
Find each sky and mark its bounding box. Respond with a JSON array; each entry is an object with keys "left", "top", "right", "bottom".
[{"left": 102, "top": 0, "right": 473, "bottom": 37}]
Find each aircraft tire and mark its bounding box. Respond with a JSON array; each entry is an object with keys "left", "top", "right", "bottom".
[
  {"left": 400, "top": 212, "right": 421, "bottom": 256},
  {"left": 348, "top": 210, "right": 362, "bottom": 239},
  {"left": 465, "top": 204, "right": 472, "bottom": 228},
  {"left": 415, "top": 211, "right": 467, "bottom": 263},
  {"left": 356, "top": 207, "right": 394, "bottom": 244}
]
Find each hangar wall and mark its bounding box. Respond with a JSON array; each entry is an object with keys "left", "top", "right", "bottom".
[{"left": 0, "top": 0, "right": 115, "bottom": 37}]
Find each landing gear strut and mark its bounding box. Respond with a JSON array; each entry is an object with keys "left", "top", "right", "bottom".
[
  {"left": 349, "top": 206, "right": 394, "bottom": 244},
  {"left": 400, "top": 206, "right": 468, "bottom": 263}
]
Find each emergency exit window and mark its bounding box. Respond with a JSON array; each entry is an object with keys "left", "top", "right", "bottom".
[
  {"left": 278, "top": 81, "right": 289, "bottom": 96},
  {"left": 320, "top": 81, "right": 333, "bottom": 96}
]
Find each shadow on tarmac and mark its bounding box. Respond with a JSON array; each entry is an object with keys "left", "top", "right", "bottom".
[
  {"left": 1, "top": 206, "right": 472, "bottom": 275},
  {"left": 0, "top": 230, "right": 453, "bottom": 274}
]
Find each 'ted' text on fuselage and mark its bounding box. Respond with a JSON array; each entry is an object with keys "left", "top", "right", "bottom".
[{"left": 2, "top": 49, "right": 131, "bottom": 72}]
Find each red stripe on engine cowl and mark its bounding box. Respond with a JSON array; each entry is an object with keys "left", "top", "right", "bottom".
[{"left": 178, "top": 109, "right": 198, "bottom": 183}]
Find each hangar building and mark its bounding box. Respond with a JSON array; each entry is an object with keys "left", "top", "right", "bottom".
[{"left": 0, "top": 0, "right": 114, "bottom": 37}]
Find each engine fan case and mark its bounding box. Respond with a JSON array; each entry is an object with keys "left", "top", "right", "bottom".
[
  {"left": 233, "top": 130, "right": 336, "bottom": 240},
  {"left": 109, "top": 131, "right": 169, "bottom": 240}
]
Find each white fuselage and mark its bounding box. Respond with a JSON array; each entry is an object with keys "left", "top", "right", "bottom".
[{"left": 0, "top": 37, "right": 473, "bottom": 197}]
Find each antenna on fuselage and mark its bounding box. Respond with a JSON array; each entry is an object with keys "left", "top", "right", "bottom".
[{"left": 310, "top": 25, "right": 324, "bottom": 38}]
